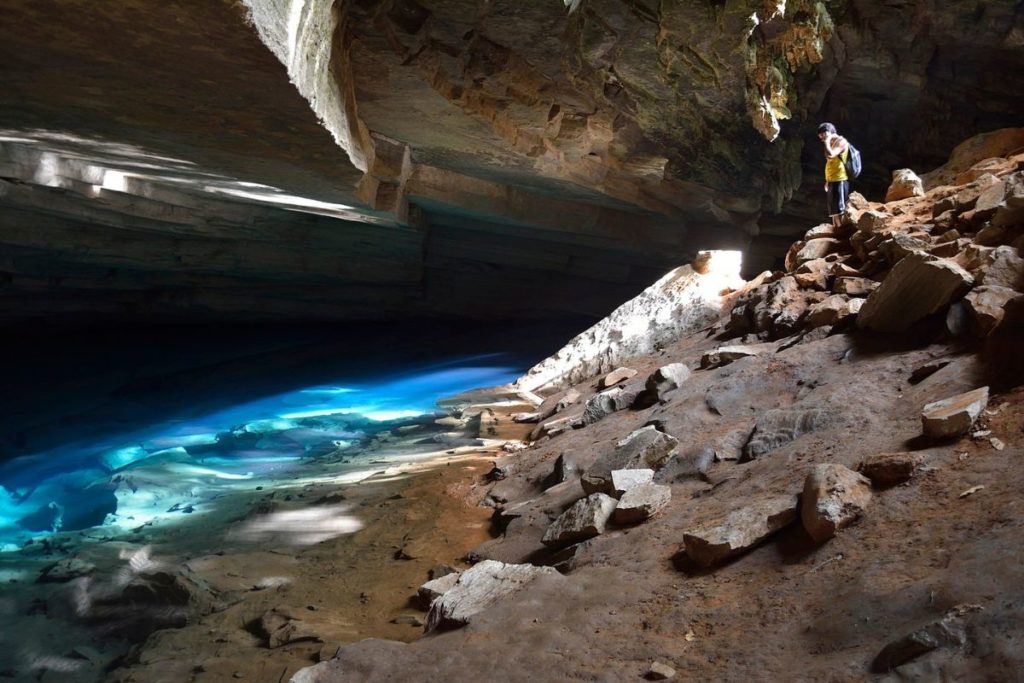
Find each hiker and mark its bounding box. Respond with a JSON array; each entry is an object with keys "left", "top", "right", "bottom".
[{"left": 818, "top": 122, "right": 850, "bottom": 228}]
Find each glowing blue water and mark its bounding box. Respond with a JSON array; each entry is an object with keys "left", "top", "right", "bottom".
[{"left": 0, "top": 355, "right": 521, "bottom": 550}]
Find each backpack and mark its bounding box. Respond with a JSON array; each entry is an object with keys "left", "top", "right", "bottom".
[{"left": 844, "top": 141, "right": 862, "bottom": 179}]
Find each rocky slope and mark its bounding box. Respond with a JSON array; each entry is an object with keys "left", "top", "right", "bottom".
[{"left": 292, "top": 129, "right": 1024, "bottom": 681}]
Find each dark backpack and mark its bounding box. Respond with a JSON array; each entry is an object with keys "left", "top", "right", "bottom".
[{"left": 844, "top": 142, "right": 862, "bottom": 179}]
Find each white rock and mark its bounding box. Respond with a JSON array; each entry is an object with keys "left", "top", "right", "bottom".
[
  {"left": 610, "top": 469, "right": 655, "bottom": 498},
  {"left": 800, "top": 464, "right": 872, "bottom": 543},
  {"left": 922, "top": 387, "right": 989, "bottom": 439},
  {"left": 541, "top": 493, "right": 618, "bottom": 546},
  {"left": 612, "top": 483, "right": 671, "bottom": 525},
  {"left": 599, "top": 367, "right": 638, "bottom": 388},
  {"left": 885, "top": 168, "right": 925, "bottom": 202},
  {"left": 581, "top": 426, "right": 679, "bottom": 494},
  {"left": 417, "top": 571, "right": 461, "bottom": 607},
  {"left": 426, "top": 560, "right": 559, "bottom": 631},
  {"left": 683, "top": 495, "right": 798, "bottom": 567}
]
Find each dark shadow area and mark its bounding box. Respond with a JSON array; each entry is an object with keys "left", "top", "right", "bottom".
[{"left": 0, "top": 316, "right": 594, "bottom": 470}]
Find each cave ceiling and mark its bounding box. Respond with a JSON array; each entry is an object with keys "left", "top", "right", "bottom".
[{"left": 1, "top": 0, "right": 1022, "bottom": 324}]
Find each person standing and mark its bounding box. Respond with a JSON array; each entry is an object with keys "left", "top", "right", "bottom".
[{"left": 818, "top": 122, "right": 850, "bottom": 228}]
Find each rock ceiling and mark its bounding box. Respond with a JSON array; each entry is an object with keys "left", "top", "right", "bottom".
[{"left": 1, "top": 0, "right": 1022, "bottom": 324}]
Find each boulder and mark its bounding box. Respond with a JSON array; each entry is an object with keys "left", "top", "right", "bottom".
[
  {"left": 682, "top": 495, "right": 798, "bottom": 567},
  {"left": 426, "top": 560, "right": 558, "bottom": 631},
  {"left": 612, "top": 483, "right": 671, "bottom": 525},
  {"left": 541, "top": 493, "right": 618, "bottom": 546},
  {"left": 963, "top": 286, "right": 1024, "bottom": 336},
  {"left": 857, "top": 452, "right": 923, "bottom": 487},
  {"left": 804, "top": 224, "right": 837, "bottom": 240},
  {"left": 417, "top": 571, "right": 461, "bottom": 608},
  {"left": 979, "top": 246, "right": 1024, "bottom": 290},
  {"left": 581, "top": 426, "right": 679, "bottom": 495},
  {"left": 885, "top": 168, "right": 925, "bottom": 202},
  {"left": 805, "top": 294, "right": 853, "bottom": 329},
  {"left": 634, "top": 362, "right": 691, "bottom": 408},
  {"left": 878, "top": 233, "right": 929, "bottom": 264},
  {"left": 993, "top": 171, "right": 1024, "bottom": 227},
  {"left": 610, "top": 469, "right": 655, "bottom": 498},
  {"left": 857, "top": 210, "right": 890, "bottom": 234},
  {"left": 700, "top": 345, "right": 761, "bottom": 370},
  {"left": 921, "top": 387, "right": 989, "bottom": 439},
  {"left": 581, "top": 383, "right": 644, "bottom": 425},
  {"left": 795, "top": 238, "right": 840, "bottom": 264},
  {"left": 871, "top": 608, "right": 975, "bottom": 672},
  {"left": 543, "top": 453, "right": 578, "bottom": 489},
  {"left": 800, "top": 464, "right": 873, "bottom": 543},
  {"left": 793, "top": 271, "right": 828, "bottom": 290},
  {"left": 599, "top": 367, "right": 638, "bottom": 388},
  {"left": 857, "top": 252, "right": 974, "bottom": 333}
]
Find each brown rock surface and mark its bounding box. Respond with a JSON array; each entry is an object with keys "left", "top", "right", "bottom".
[
  {"left": 857, "top": 253, "right": 974, "bottom": 333},
  {"left": 683, "top": 495, "right": 799, "bottom": 567},
  {"left": 800, "top": 464, "right": 873, "bottom": 543},
  {"left": 921, "top": 387, "right": 990, "bottom": 439}
]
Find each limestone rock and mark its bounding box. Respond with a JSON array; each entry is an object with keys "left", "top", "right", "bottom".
[
  {"left": 993, "top": 171, "right": 1024, "bottom": 227},
  {"left": 857, "top": 210, "right": 890, "bottom": 234},
  {"left": 543, "top": 453, "right": 578, "bottom": 489},
  {"left": 599, "top": 367, "right": 638, "bottom": 389},
  {"left": 885, "top": 169, "right": 925, "bottom": 202},
  {"left": 581, "top": 426, "right": 679, "bottom": 495},
  {"left": 610, "top": 469, "right": 655, "bottom": 498},
  {"left": 878, "top": 233, "right": 929, "bottom": 264},
  {"left": 800, "top": 464, "right": 873, "bottom": 543},
  {"left": 612, "top": 483, "right": 671, "bottom": 525},
  {"left": 645, "top": 661, "right": 676, "bottom": 680},
  {"left": 979, "top": 246, "right": 1024, "bottom": 290},
  {"left": 921, "top": 387, "right": 989, "bottom": 439},
  {"left": 541, "top": 493, "right": 617, "bottom": 547},
  {"left": 805, "top": 294, "right": 853, "bottom": 329},
  {"left": 795, "top": 238, "right": 840, "bottom": 264},
  {"left": 581, "top": 383, "right": 643, "bottom": 425},
  {"left": 858, "top": 452, "right": 923, "bottom": 487},
  {"left": 700, "top": 345, "right": 761, "bottom": 370},
  {"left": 804, "top": 224, "right": 837, "bottom": 241},
  {"left": 963, "top": 286, "right": 1024, "bottom": 336},
  {"left": 426, "top": 560, "right": 558, "bottom": 631},
  {"left": 417, "top": 571, "right": 461, "bottom": 608},
  {"left": 642, "top": 363, "right": 691, "bottom": 403},
  {"left": 743, "top": 408, "right": 837, "bottom": 460},
  {"left": 857, "top": 253, "right": 974, "bottom": 333},
  {"left": 871, "top": 608, "right": 973, "bottom": 672},
  {"left": 833, "top": 276, "right": 878, "bottom": 297},
  {"left": 682, "top": 495, "right": 798, "bottom": 567},
  {"left": 260, "top": 609, "right": 324, "bottom": 649}
]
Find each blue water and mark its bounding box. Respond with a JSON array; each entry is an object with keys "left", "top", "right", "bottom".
[{"left": 0, "top": 355, "right": 521, "bottom": 550}]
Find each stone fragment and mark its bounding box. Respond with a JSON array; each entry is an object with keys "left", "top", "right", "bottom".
[
  {"left": 260, "top": 609, "right": 323, "bottom": 649},
  {"left": 857, "top": 210, "right": 890, "bottom": 234},
  {"left": 921, "top": 387, "right": 989, "bottom": 439},
  {"left": 600, "top": 367, "right": 638, "bottom": 388},
  {"left": 581, "top": 426, "right": 679, "bottom": 495},
  {"left": 743, "top": 408, "right": 837, "bottom": 460},
  {"left": 833, "top": 276, "right": 878, "bottom": 297},
  {"left": 804, "top": 224, "right": 837, "bottom": 241},
  {"left": 885, "top": 168, "right": 925, "bottom": 202},
  {"left": 426, "top": 560, "right": 558, "bottom": 631},
  {"left": 878, "top": 233, "right": 929, "bottom": 264},
  {"left": 543, "top": 453, "right": 578, "bottom": 489},
  {"left": 993, "top": 171, "right": 1024, "bottom": 227},
  {"left": 795, "top": 238, "right": 840, "bottom": 264},
  {"left": 612, "top": 483, "right": 671, "bottom": 524},
  {"left": 857, "top": 252, "right": 974, "bottom": 333},
  {"left": 963, "top": 286, "right": 1024, "bottom": 336},
  {"left": 554, "top": 389, "right": 582, "bottom": 412},
  {"left": 581, "top": 383, "right": 643, "bottom": 425},
  {"left": 645, "top": 662, "right": 676, "bottom": 680},
  {"left": 531, "top": 413, "right": 580, "bottom": 440},
  {"left": 973, "top": 223, "right": 1008, "bottom": 247},
  {"left": 870, "top": 608, "right": 975, "bottom": 672},
  {"left": 634, "top": 362, "right": 691, "bottom": 408},
  {"left": 979, "top": 246, "right": 1024, "bottom": 290},
  {"left": 857, "top": 452, "right": 923, "bottom": 487},
  {"left": 700, "top": 345, "right": 760, "bottom": 370},
  {"left": 610, "top": 469, "right": 655, "bottom": 498},
  {"left": 805, "top": 294, "right": 852, "bottom": 329},
  {"left": 682, "top": 495, "right": 798, "bottom": 567},
  {"left": 800, "top": 464, "right": 872, "bottom": 543},
  {"left": 794, "top": 271, "right": 828, "bottom": 290},
  {"left": 417, "top": 571, "right": 461, "bottom": 608},
  {"left": 541, "top": 493, "right": 617, "bottom": 546}
]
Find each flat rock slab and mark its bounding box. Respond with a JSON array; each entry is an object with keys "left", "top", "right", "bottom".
[
  {"left": 426, "top": 560, "right": 559, "bottom": 632},
  {"left": 801, "top": 464, "right": 873, "bottom": 543},
  {"left": 417, "top": 571, "right": 461, "bottom": 608},
  {"left": 857, "top": 252, "right": 974, "bottom": 333},
  {"left": 700, "top": 345, "right": 760, "bottom": 370},
  {"left": 921, "top": 386, "right": 989, "bottom": 439},
  {"left": 612, "top": 482, "right": 671, "bottom": 525},
  {"left": 600, "top": 367, "right": 638, "bottom": 388},
  {"left": 582, "top": 426, "right": 679, "bottom": 494},
  {"left": 871, "top": 608, "right": 973, "bottom": 672},
  {"left": 858, "top": 452, "right": 923, "bottom": 487},
  {"left": 610, "top": 468, "right": 655, "bottom": 498},
  {"left": 682, "top": 495, "right": 798, "bottom": 567},
  {"left": 541, "top": 493, "right": 618, "bottom": 546},
  {"left": 964, "top": 286, "right": 1022, "bottom": 336},
  {"left": 638, "top": 363, "right": 691, "bottom": 406},
  {"left": 582, "top": 383, "right": 644, "bottom": 425}
]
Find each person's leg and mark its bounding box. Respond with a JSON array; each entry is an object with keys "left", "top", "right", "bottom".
[
  {"left": 833, "top": 180, "right": 849, "bottom": 228},
  {"left": 827, "top": 182, "right": 841, "bottom": 227}
]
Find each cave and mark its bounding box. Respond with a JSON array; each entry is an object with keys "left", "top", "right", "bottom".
[{"left": 0, "top": 1, "right": 1022, "bottom": 681}]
